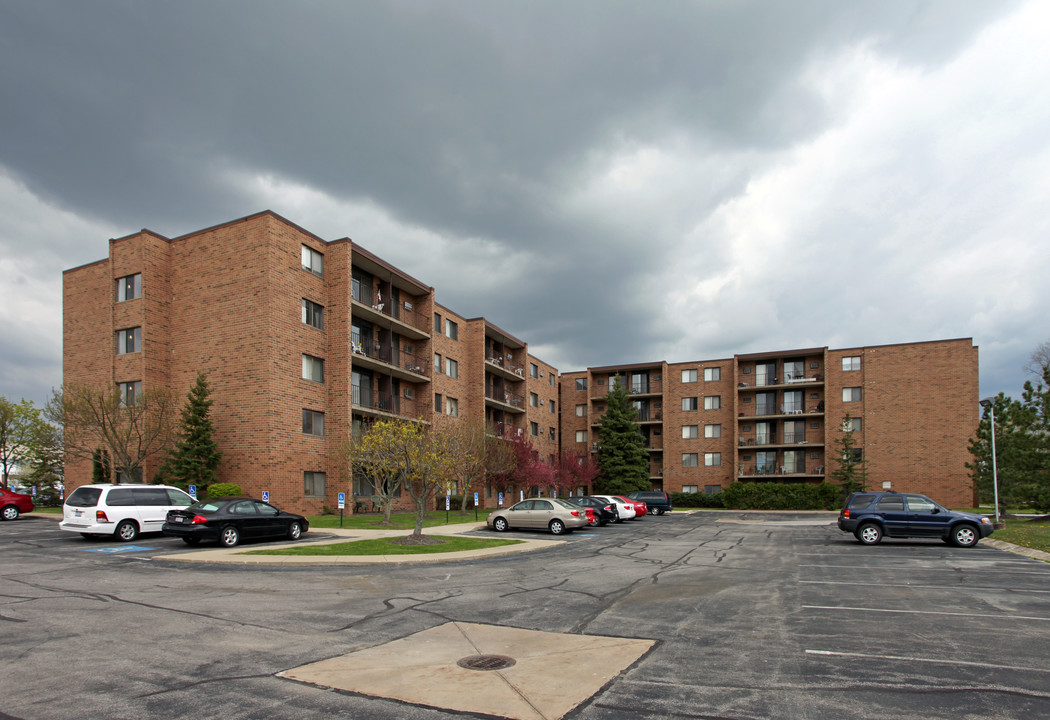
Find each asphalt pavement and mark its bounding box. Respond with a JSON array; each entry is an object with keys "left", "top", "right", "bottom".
[{"left": 2, "top": 511, "right": 1049, "bottom": 720}]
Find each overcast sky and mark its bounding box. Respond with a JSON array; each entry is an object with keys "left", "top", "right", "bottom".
[{"left": 2, "top": 0, "right": 1047, "bottom": 409}]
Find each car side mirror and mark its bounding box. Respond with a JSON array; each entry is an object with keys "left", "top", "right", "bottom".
[{"left": 931, "top": 508, "right": 940, "bottom": 514}]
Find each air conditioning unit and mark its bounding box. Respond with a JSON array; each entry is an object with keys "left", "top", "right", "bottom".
[{"left": 539, "top": 399, "right": 545, "bottom": 406}]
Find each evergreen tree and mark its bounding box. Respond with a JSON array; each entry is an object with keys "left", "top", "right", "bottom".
[
  {"left": 594, "top": 381, "right": 650, "bottom": 495},
  {"left": 92, "top": 448, "right": 111, "bottom": 484},
  {"left": 163, "top": 373, "right": 222, "bottom": 490},
  {"left": 831, "top": 413, "right": 868, "bottom": 497},
  {"left": 968, "top": 362, "right": 1050, "bottom": 511}
]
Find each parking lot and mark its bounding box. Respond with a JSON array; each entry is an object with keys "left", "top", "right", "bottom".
[{"left": 2, "top": 511, "right": 1049, "bottom": 719}]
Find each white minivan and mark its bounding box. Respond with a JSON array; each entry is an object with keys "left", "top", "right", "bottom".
[{"left": 60, "top": 484, "right": 194, "bottom": 541}]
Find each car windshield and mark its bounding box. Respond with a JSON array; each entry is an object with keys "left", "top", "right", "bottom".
[{"left": 552, "top": 499, "right": 578, "bottom": 509}]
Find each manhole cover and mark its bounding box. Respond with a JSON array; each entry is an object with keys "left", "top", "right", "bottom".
[{"left": 457, "top": 654, "right": 516, "bottom": 671}]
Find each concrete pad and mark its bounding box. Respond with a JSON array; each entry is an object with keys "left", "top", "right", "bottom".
[{"left": 278, "top": 621, "right": 655, "bottom": 719}]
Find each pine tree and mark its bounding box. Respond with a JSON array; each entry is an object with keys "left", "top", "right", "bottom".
[
  {"left": 92, "top": 448, "right": 111, "bottom": 484},
  {"left": 594, "top": 381, "right": 650, "bottom": 495},
  {"left": 163, "top": 373, "right": 222, "bottom": 490},
  {"left": 831, "top": 413, "right": 868, "bottom": 497}
]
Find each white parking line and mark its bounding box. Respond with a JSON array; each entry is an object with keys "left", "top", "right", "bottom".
[
  {"left": 805, "top": 649, "right": 1050, "bottom": 674},
  {"left": 803, "top": 605, "right": 1050, "bottom": 622},
  {"left": 800, "top": 579, "right": 1050, "bottom": 593},
  {"left": 800, "top": 564, "right": 1050, "bottom": 576}
]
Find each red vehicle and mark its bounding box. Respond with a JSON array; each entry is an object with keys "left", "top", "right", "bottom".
[
  {"left": 615, "top": 496, "right": 646, "bottom": 517},
  {"left": 0, "top": 487, "right": 35, "bottom": 520}
]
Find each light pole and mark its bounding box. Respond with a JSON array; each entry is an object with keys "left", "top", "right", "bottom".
[{"left": 979, "top": 397, "right": 1000, "bottom": 524}]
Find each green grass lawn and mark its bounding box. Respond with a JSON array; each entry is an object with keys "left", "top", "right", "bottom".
[
  {"left": 305, "top": 510, "right": 482, "bottom": 530},
  {"left": 241, "top": 535, "right": 521, "bottom": 556},
  {"left": 988, "top": 516, "right": 1050, "bottom": 554}
]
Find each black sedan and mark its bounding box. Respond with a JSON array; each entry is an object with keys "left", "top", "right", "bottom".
[
  {"left": 163, "top": 497, "right": 309, "bottom": 548},
  {"left": 566, "top": 496, "right": 618, "bottom": 527}
]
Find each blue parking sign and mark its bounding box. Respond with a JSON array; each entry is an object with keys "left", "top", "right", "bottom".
[
  {"left": 262, "top": 490, "right": 270, "bottom": 503},
  {"left": 188, "top": 485, "right": 197, "bottom": 499},
  {"left": 338, "top": 492, "right": 346, "bottom": 509}
]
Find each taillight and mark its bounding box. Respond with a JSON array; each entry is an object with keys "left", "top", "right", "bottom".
[
  {"left": 571, "top": 510, "right": 581, "bottom": 517},
  {"left": 191, "top": 515, "right": 209, "bottom": 524},
  {"left": 96, "top": 510, "right": 109, "bottom": 522},
  {"left": 843, "top": 509, "right": 851, "bottom": 519}
]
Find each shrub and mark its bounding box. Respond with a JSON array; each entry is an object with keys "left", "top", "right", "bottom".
[
  {"left": 205, "top": 482, "right": 243, "bottom": 498},
  {"left": 670, "top": 491, "right": 724, "bottom": 508},
  {"left": 721, "top": 481, "right": 840, "bottom": 510}
]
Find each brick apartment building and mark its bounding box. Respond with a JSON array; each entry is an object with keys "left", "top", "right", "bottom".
[
  {"left": 559, "top": 339, "right": 979, "bottom": 507},
  {"left": 63, "top": 211, "right": 978, "bottom": 512}
]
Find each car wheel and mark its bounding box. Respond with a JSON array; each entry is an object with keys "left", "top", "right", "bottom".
[
  {"left": 549, "top": 519, "right": 566, "bottom": 535},
  {"left": 182, "top": 537, "right": 201, "bottom": 546},
  {"left": 493, "top": 516, "right": 509, "bottom": 532},
  {"left": 654, "top": 507, "right": 665, "bottom": 516},
  {"left": 856, "top": 522, "right": 882, "bottom": 545},
  {"left": 219, "top": 526, "right": 240, "bottom": 547},
  {"left": 1, "top": 505, "right": 19, "bottom": 521},
  {"left": 951, "top": 524, "right": 979, "bottom": 548},
  {"left": 114, "top": 520, "right": 139, "bottom": 542},
  {"left": 287, "top": 521, "right": 302, "bottom": 540},
  {"left": 615, "top": 513, "right": 624, "bottom": 523}
]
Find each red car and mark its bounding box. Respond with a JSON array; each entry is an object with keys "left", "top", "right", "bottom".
[
  {"left": 615, "top": 495, "right": 646, "bottom": 517},
  {"left": 0, "top": 487, "right": 35, "bottom": 520}
]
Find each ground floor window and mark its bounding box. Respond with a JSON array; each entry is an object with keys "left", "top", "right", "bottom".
[
  {"left": 682, "top": 485, "right": 698, "bottom": 493},
  {"left": 304, "top": 471, "right": 326, "bottom": 498}
]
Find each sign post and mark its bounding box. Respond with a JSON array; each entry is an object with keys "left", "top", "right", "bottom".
[
  {"left": 474, "top": 492, "right": 479, "bottom": 521},
  {"left": 445, "top": 492, "right": 450, "bottom": 524},
  {"left": 338, "top": 492, "right": 346, "bottom": 529}
]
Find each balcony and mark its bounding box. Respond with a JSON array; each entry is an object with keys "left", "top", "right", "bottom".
[
  {"left": 485, "top": 387, "right": 525, "bottom": 414},
  {"left": 628, "top": 380, "right": 663, "bottom": 397},
  {"left": 738, "top": 433, "right": 819, "bottom": 448},
  {"left": 739, "top": 403, "right": 824, "bottom": 419},
  {"left": 737, "top": 462, "right": 825, "bottom": 478},
  {"left": 490, "top": 422, "right": 525, "bottom": 439},
  {"left": 351, "top": 337, "right": 430, "bottom": 382},
  {"left": 351, "top": 292, "right": 430, "bottom": 340},
  {"left": 352, "top": 387, "right": 421, "bottom": 418},
  {"left": 738, "top": 375, "right": 824, "bottom": 391}
]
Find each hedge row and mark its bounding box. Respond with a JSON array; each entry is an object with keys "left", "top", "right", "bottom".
[{"left": 672, "top": 482, "right": 842, "bottom": 510}]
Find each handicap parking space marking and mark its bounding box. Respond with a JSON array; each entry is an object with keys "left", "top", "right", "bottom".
[{"left": 85, "top": 545, "right": 156, "bottom": 554}]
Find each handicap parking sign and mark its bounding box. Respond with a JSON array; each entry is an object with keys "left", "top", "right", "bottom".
[{"left": 262, "top": 491, "right": 270, "bottom": 503}]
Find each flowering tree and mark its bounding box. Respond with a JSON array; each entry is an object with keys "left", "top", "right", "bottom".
[{"left": 555, "top": 450, "right": 600, "bottom": 497}]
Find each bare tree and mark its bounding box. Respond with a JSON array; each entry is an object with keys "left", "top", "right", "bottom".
[
  {"left": 446, "top": 416, "right": 515, "bottom": 511},
  {"left": 1025, "top": 340, "right": 1050, "bottom": 381},
  {"left": 46, "top": 383, "right": 176, "bottom": 484}
]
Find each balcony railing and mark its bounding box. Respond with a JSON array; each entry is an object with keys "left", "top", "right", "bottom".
[
  {"left": 491, "top": 422, "right": 525, "bottom": 439},
  {"left": 486, "top": 353, "right": 525, "bottom": 377},
  {"left": 351, "top": 289, "right": 429, "bottom": 334},
  {"left": 352, "top": 387, "right": 419, "bottom": 416},
  {"left": 635, "top": 409, "right": 663, "bottom": 422},
  {"left": 629, "top": 380, "right": 663, "bottom": 395},
  {"left": 486, "top": 388, "right": 525, "bottom": 408},
  {"left": 351, "top": 334, "right": 429, "bottom": 376},
  {"left": 737, "top": 463, "right": 824, "bottom": 476}
]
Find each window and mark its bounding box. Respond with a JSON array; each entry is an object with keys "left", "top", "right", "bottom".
[
  {"left": 301, "top": 299, "right": 324, "bottom": 330},
  {"left": 530, "top": 363, "right": 539, "bottom": 378},
  {"left": 845, "top": 417, "right": 862, "bottom": 432},
  {"left": 301, "top": 245, "right": 323, "bottom": 276},
  {"left": 705, "top": 452, "right": 721, "bottom": 467},
  {"left": 549, "top": 427, "right": 556, "bottom": 441},
  {"left": 576, "top": 430, "right": 587, "bottom": 443},
  {"left": 117, "top": 381, "right": 141, "bottom": 406},
  {"left": 549, "top": 374, "right": 556, "bottom": 387},
  {"left": 682, "top": 369, "right": 697, "bottom": 383},
  {"left": 843, "top": 387, "right": 862, "bottom": 402},
  {"left": 682, "top": 485, "right": 699, "bottom": 493},
  {"left": 530, "top": 422, "right": 539, "bottom": 436},
  {"left": 575, "top": 378, "right": 588, "bottom": 391},
  {"left": 682, "top": 453, "right": 698, "bottom": 467},
  {"left": 530, "top": 392, "right": 538, "bottom": 407},
  {"left": 302, "top": 354, "right": 324, "bottom": 383},
  {"left": 434, "top": 313, "right": 442, "bottom": 333},
  {"left": 445, "top": 319, "right": 458, "bottom": 340},
  {"left": 446, "top": 397, "right": 459, "bottom": 417},
  {"left": 682, "top": 425, "right": 698, "bottom": 439},
  {"left": 704, "top": 485, "right": 722, "bottom": 494},
  {"left": 302, "top": 409, "right": 324, "bottom": 436},
  {"left": 705, "top": 424, "right": 721, "bottom": 438},
  {"left": 115, "top": 273, "right": 142, "bottom": 302},
  {"left": 435, "top": 393, "right": 443, "bottom": 413},
  {"left": 842, "top": 356, "right": 861, "bottom": 372},
  {"left": 682, "top": 397, "right": 698, "bottom": 411},
  {"left": 447, "top": 358, "right": 458, "bottom": 379},
  {"left": 304, "top": 471, "right": 326, "bottom": 497},
  {"left": 875, "top": 495, "right": 903, "bottom": 510},
  {"left": 704, "top": 395, "right": 721, "bottom": 410},
  {"left": 576, "top": 404, "right": 587, "bottom": 417},
  {"left": 116, "top": 327, "right": 141, "bottom": 354},
  {"left": 704, "top": 367, "right": 721, "bottom": 382},
  {"left": 434, "top": 353, "right": 443, "bottom": 373},
  {"left": 549, "top": 400, "right": 556, "bottom": 414}
]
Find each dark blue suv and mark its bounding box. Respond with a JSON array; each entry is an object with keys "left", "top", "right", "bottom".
[{"left": 838, "top": 492, "right": 994, "bottom": 547}]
